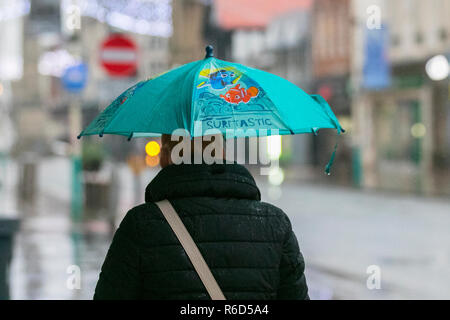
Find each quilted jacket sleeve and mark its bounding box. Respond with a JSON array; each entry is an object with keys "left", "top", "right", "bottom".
[
  {"left": 277, "top": 217, "right": 309, "bottom": 300},
  {"left": 94, "top": 210, "right": 142, "bottom": 300}
]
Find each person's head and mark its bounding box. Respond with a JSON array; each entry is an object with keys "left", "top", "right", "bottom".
[{"left": 160, "top": 133, "right": 225, "bottom": 168}]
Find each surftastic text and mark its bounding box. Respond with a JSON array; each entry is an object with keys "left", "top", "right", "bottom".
[{"left": 205, "top": 117, "right": 273, "bottom": 129}]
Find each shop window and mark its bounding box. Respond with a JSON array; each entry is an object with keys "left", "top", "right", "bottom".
[{"left": 376, "top": 100, "right": 422, "bottom": 164}]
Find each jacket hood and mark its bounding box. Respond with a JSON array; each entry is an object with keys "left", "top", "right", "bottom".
[{"left": 145, "top": 163, "right": 261, "bottom": 202}]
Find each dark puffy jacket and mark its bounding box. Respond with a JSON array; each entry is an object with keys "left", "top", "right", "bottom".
[{"left": 94, "top": 163, "right": 308, "bottom": 300}]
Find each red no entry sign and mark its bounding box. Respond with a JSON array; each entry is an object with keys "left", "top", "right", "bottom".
[{"left": 100, "top": 34, "right": 138, "bottom": 77}]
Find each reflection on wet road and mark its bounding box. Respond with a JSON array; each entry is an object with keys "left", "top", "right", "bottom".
[{"left": 9, "top": 195, "right": 111, "bottom": 299}]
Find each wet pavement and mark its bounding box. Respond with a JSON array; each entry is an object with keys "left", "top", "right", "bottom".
[
  {"left": 3, "top": 157, "right": 450, "bottom": 300},
  {"left": 6, "top": 183, "right": 111, "bottom": 299},
  {"left": 263, "top": 181, "right": 450, "bottom": 299}
]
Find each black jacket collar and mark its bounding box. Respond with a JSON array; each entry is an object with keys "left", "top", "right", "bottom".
[{"left": 145, "top": 163, "right": 261, "bottom": 202}]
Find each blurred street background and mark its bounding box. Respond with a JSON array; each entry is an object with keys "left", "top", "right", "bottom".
[{"left": 0, "top": 0, "right": 449, "bottom": 300}]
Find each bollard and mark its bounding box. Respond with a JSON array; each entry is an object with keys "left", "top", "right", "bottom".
[{"left": 18, "top": 160, "right": 36, "bottom": 202}]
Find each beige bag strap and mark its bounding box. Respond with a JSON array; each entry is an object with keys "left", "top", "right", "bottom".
[{"left": 155, "top": 200, "right": 226, "bottom": 300}]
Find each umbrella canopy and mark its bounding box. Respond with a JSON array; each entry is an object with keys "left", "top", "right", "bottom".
[{"left": 79, "top": 46, "right": 343, "bottom": 140}]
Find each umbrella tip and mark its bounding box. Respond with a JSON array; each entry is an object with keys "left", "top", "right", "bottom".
[{"left": 205, "top": 45, "right": 214, "bottom": 58}]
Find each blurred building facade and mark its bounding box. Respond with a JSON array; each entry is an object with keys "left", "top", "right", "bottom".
[
  {"left": 170, "top": 0, "right": 207, "bottom": 66},
  {"left": 351, "top": 0, "right": 450, "bottom": 196},
  {"left": 8, "top": 0, "right": 171, "bottom": 159},
  {"left": 3, "top": 0, "right": 172, "bottom": 211},
  {"left": 205, "top": 0, "right": 450, "bottom": 192}
]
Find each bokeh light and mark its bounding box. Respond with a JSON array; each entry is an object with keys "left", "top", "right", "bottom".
[
  {"left": 267, "top": 135, "right": 282, "bottom": 160},
  {"left": 145, "top": 155, "right": 160, "bottom": 167},
  {"left": 411, "top": 123, "right": 427, "bottom": 138},
  {"left": 268, "top": 166, "right": 285, "bottom": 186},
  {"left": 425, "top": 55, "right": 449, "bottom": 81},
  {"left": 145, "top": 141, "right": 160, "bottom": 157}
]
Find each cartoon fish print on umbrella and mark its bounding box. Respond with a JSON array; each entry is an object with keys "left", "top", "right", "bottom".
[
  {"left": 197, "top": 69, "right": 241, "bottom": 90},
  {"left": 220, "top": 84, "right": 259, "bottom": 104}
]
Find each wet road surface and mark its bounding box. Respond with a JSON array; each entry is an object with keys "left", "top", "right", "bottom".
[{"left": 3, "top": 158, "right": 450, "bottom": 299}]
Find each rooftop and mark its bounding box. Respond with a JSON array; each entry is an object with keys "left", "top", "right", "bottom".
[{"left": 214, "top": 0, "right": 312, "bottom": 30}]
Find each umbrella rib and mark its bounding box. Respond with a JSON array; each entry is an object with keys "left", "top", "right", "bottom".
[
  {"left": 233, "top": 64, "right": 296, "bottom": 137},
  {"left": 260, "top": 90, "right": 295, "bottom": 136},
  {"left": 190, "top": 59, "right": 210, "bottom": 137}
]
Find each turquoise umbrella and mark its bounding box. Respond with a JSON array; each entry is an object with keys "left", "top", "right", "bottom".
[{"left": 79, "top": 46, "right": 344, "bottom": 173}]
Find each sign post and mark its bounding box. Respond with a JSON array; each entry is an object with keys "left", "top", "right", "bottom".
[{"left": 61, "top": 63, "right": 87, "bottom": 224}]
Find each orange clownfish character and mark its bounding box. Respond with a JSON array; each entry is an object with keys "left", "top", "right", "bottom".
[{"left": 220, "top": 84, "right": 259, "bottom": 104}]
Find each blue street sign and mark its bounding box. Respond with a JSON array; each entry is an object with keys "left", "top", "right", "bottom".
[
  {"left": 363, "top": 24, "right": 391, "bottom": 90},
  {"left": 61, "top": 63, "right": 88, "bottom": 93}
]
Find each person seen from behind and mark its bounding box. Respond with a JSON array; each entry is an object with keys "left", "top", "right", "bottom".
[{"left": 94, "top": 133, "right": 309, "bottom": 300}]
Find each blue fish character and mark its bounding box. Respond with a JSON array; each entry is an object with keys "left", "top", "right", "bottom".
[{"left": 209, "top": 70, "right": 236, "bottom": 90}]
